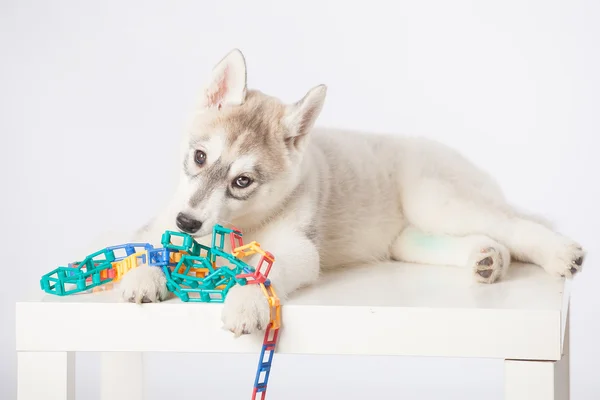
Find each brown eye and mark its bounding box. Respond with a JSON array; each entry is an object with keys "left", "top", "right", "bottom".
[
  {"left": 194, "top": 150, "right": 206, "bottom": 165},
  {"left": 233, "top": 176, "right": 253, "bottom": 189}
]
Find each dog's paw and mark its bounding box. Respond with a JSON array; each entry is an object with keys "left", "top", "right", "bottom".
[
  {"left": 469, "top": 244, "right": 510, "bottom": 284},
  {"left": 221, "top": 284, "right": 270, "bottom": 337},
  {"left": 118, "top": 266, "right": 169, "bottom": 303},
  {"left": 542, "top": 236, "right": 585, "bottom": 278}
]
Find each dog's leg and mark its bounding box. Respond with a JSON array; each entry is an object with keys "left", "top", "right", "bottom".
[
  {"left": 401, "top": 177, "right": 585, "bottom": 280},
  {"left": 391, "top": 226, "right": 511, "bottom": 283},
  {"left": 221, "top": 228, "right": 320, "bottom": 336},
  {"left": 116, "top": 220, "right": 172, "bottom": 303}
]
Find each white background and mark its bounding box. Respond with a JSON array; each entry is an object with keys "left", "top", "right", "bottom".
[{"left": 1, "top": 0, "right": 598, "bottom": 399}]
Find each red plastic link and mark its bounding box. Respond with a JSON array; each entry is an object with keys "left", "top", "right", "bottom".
[
  {"left": 263, "top": 323, "right": 279, "bottom": 346},
  {"left": 236, "top": 253, "right": 275, "bottom": 284},
  {"left": 251, "top": 387, "right": 266, "bottom": 400},
  {"left": 229, "top": 226, "right": 244, "bottom": 251}
]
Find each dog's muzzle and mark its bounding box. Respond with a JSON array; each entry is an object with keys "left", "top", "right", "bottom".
[{"left": 176, "top": 212, "right": 203, "bottom": 234}]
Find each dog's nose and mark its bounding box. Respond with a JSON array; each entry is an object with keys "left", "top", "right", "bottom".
[{"left": 176, "top": 213, "right": 202, "bottom": 234}]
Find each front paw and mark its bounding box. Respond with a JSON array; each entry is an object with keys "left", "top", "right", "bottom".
[
  {"left": 221, "top": 284, "right": 270, "bottom": 337},
  {"left": 118, "top": 266, "right": 170, "bottom": 303}
]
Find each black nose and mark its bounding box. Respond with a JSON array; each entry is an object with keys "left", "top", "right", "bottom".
[{"left": 176, "top": 213, "right": 202, "bottom": 234}]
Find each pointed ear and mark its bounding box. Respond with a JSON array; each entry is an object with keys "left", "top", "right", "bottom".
[
  {"left": 199, "top": 49, "right": 247, "bottom": 109},
  {"left": 283, "top": 84, "right": 327, "bottom": 149}
]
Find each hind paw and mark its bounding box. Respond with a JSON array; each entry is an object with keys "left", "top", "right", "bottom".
[
  {"left": 542, "top": 237, "right": 585, "bottom": 278},
  {"left": 470, "top": 245, "right": 510, "bottom": 284}
]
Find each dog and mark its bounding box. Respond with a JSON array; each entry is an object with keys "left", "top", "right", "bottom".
[{"left": 118, "top": 49, "right": 585, "bottom": 336}]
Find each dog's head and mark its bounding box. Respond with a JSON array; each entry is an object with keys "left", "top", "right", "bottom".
[{"left": 173, "top": 49, "right": 326, "bottom": 237}]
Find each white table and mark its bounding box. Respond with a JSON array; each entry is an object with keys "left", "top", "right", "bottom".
[{"left": 16, "top": 261, "right": 571, "bottom": 400}]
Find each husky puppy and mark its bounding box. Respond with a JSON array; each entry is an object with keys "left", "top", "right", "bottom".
[{"left": 119, "top": 49, "right": 585, "bottom": 336}]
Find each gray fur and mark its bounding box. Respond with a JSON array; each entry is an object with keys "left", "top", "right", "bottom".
[{"left": 189, "top": 159, "right": 230, "bottom": 207}]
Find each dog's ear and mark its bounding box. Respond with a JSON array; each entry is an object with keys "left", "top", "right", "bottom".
[
  {"left": 199, "top": 49, "right": 247, "bottom": 109},
  {"left": 283, "top": 84, "right": 327, "bottom": 149}
]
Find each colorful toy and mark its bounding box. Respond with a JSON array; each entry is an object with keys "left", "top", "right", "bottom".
[
  {"left": 40, "top": 224, "right": 281, "bottom": 400},
  {"left": 40, "top": 243, "right": 154, "bottom": 296}
]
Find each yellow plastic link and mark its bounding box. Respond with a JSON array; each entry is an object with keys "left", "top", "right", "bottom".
[
  {"left": 233, "top": 241, "right": 273, "bottom": 261},
  {"left": 111, "top": 251, "right": 148, "bottom": 282}
]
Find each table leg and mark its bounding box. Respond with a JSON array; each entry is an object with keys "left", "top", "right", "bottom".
[
  {"left": 18, "top": 351, "right": 75, "bottom": 400},
  {"left": 505, "top": 314, "right": 570, "bottom": 400},
  {"left": 101, "top": 352, "right": 143, "bottom": 400}
]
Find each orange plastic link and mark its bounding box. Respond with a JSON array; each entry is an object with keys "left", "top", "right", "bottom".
[
  {"left": 170, "top": 252, "right": 183, "bottom": 264},
  {"left": 192, "top": 267, "right": 209, "bottom": 277},
  {"left": 92, "top": 283, "right": 114, "bottom": 293},
  {"left": 259, "top": 283, "right": 281, "bottom": 330},
  {"left": 171, "top": 251, "right": 210, "bottom": 278}
]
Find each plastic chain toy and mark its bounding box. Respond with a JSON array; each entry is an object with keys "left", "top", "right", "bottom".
[{"left": 40, "top": 224, "right": 281, "bottom": 400}]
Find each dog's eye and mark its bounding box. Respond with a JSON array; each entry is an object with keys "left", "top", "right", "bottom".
[
  {"left": 194, "top": 150, "right": 207, "bottom": 165},
  {"left": 233, "top": 176, "right": 253, "bottom": 189}
]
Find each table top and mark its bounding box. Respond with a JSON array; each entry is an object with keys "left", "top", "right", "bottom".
[
  {"left": 35, "top": 260, "right": 568, "bottom": 309},
  {"left": 16, "top": 261, "right": 570, "bottom": 361}
]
